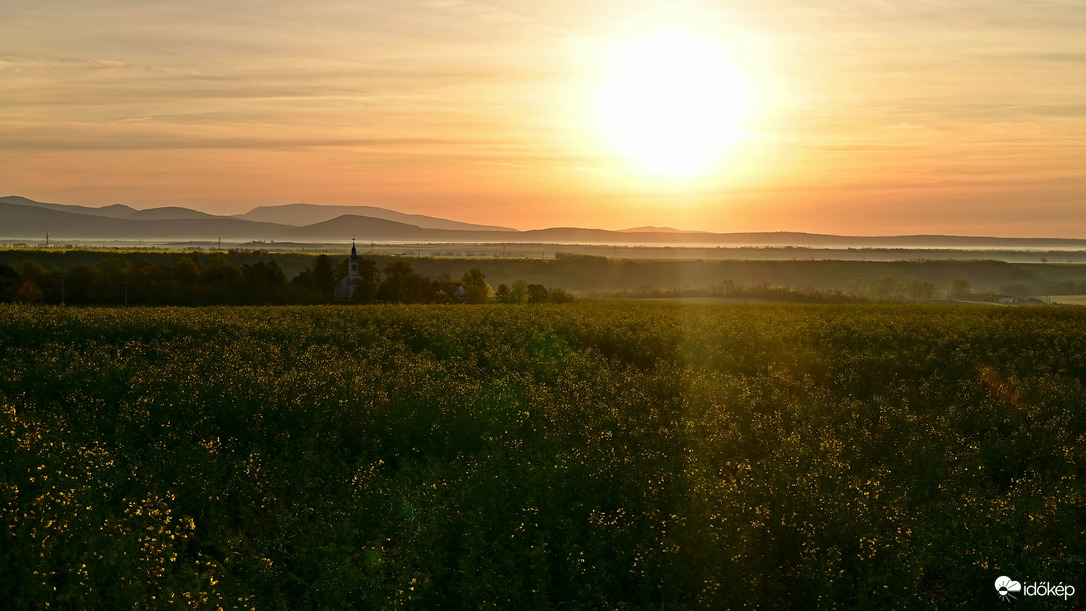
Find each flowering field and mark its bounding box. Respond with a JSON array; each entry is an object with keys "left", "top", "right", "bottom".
[{"left": 1, "top": 303, "right": 1084, "bottom": 608}]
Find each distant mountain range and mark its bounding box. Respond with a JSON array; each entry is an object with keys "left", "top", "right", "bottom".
[
  {"left": 617, "top": 226, "right": 695, "bottom": 233},
  {"left": 234, "top": 202, "right": 515, "bottom": 232},
  {"left": 3, "top": 195, "right": 1086, "bottom": 249}
]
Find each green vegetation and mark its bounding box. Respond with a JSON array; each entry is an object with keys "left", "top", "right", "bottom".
[
  {"left": 589, "top": 282, "right": 869, "bottom": 304},
  {"left": 0, "top": 252, "right": 571, "bottom": 306},
  {"left": 1, "top": 303, "right": 1083, "bottom": 608},
  {"left": 8, "top": 248, "right": 1086, "bottom": 302}
]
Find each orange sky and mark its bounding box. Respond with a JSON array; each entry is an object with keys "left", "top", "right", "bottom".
[{"left": 2, "top": 0, "right": 1084, "bottom": 236}]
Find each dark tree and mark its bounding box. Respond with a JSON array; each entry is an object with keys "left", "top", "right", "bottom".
[
  {"left": 128, "top": 259, "right": 165, "bottom": 304},
  {"left": 170, "top": 257, "right": 203, "bottom": 285},
  {"left": 291, "top": 269, "right": 315, "bottom": 291},
  {"left": 313, "top": 254, "right": 335, "bottom": 299},
  {"left": 950, "top": 278, "right": 971, "bottom": 300},
  {"left": 14, "top": 281, "right": 44, "bottom": 304},
  {"left": 379, "top": 260, "right": 417, "bottom": 303},
  {"left": 527, "top": 283, "right": 550, "bottom": 304},
  {"left": 350, "top": 258, "right": 381, "bottom": 304},
  {"left": 242, "top": 261, "right": 287, "bottom": 288},
  {"left": 16, "top": 260, "right": 61, "bottom": 302},
  {"left": 241, "top": 261, "right": 288, "bottom": 303},
  {"left": 905, "top": 278, "right": 936, "bottom": 301},
  {"left": 509, "top": 279, "right": 528, "bottom": 304},
  {"left": 462, "top": 268, "right": 491, "bottom": 304},
  {"left": 88, "top": 258, "right": 130, "bottom": 303},
  {"left": 350, "top": 279, "right": 379, "bottom": 304},
  {"left": 63, "top": 264, "right": 96, "bottom": 304},
  {"left": 0, "top": 262, "right": 18, "bottom": 301},
  {"left": 548, "top": 286, "right": 574, "bottom": 303},
  {"left": 203, "top": 255, "right": 243, "bottom": 286}
]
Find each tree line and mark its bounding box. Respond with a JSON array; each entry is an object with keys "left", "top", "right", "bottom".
[{"left": 0, "top": 254, "right": 573, "bottom": 306}]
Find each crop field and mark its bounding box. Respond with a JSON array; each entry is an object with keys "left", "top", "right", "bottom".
[
  {"left": 1, "top": 303, "right": 1084, "bottom": 608},
  {"left": 1046, "top": 295, "right": 1086, "bottom": 306}
]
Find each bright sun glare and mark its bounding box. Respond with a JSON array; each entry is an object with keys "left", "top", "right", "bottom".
[{"left": 596, "top": 32, "right": 751, "bottom": 176}]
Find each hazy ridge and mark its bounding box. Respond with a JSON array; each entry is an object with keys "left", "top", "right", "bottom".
[
  {"left": 4, "top": 196, "right": 1086, "bottom": 249},
  {"left": 234, "top": 202, "right": 516, "bottom": 232}
]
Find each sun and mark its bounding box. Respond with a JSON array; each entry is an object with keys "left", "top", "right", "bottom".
[{"left": 596, "top": 32, "right": 752, "bottom": 176}]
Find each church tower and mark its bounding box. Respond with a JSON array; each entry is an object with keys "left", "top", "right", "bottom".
[
  {"left": 334, "top": 239, "right": 362, "bottom": 300},
  {"left": 349, "top": 238, "right": 359, "bottom": 279}
]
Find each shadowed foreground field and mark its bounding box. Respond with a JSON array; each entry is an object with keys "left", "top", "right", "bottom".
[{"left": 1, "top": 303, "right": 1084, "bottom": 608}]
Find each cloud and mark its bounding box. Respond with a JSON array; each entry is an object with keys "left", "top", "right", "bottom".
[
  {"left": 419, "top": 0, "right": 534, "bottom": 24},
  {"left": 0, "top": 130, "right": 517, "bottom": 152},
  {"left": 3, "top": 0, "right": 1084, "bottom": 235},
  {"left": 1033, "top": 52, "right": 1086, "bottom": 63},
  {"left": 0, "top": 54, "right": 128, "bottom": 73}
]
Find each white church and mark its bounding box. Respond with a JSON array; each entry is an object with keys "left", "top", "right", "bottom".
[{"left": 334, "top": 240, "right": 360, "bottom": 300}]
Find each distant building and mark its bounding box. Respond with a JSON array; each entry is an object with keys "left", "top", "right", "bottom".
[
  {"left": 436, "top": 282, "right": 468, "bottom": 303},
  {"left": 334, "top": 240, "right": 360, "bottom": 300},
  {"left": 998, "top": 296, "right": 1018, "bottom": 305}
]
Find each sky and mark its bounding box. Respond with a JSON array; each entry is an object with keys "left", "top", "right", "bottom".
[{"left": 2, "top": 0, "right": 1084, "bottom": 236}]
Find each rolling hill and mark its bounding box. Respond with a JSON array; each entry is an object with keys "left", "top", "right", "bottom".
[
  {"left": 235, "top": 202, "right": 516, "bottom": 232},
  {"left": 4, "top": 195, "right": 1086, "bottom": 249},
  {"left": 1, "top": 195, "right": 137, "bottom": 219},
  {"left": 0, "top": 198, "right": 290, "bottom": 241}
]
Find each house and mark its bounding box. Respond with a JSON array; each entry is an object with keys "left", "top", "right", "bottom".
[{"left": 436, "top": 282, "right": 468, "bottom": 303}]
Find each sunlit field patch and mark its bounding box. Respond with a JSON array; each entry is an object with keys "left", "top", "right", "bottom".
[{"left": 1, "top": 303, "right": 1084, "bottom": 607}]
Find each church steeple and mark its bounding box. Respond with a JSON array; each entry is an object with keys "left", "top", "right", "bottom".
[
  {"left": 335, "top": 239, "right": 362, "bottom": 301},
  {"left": 349, "top": 238, "right": 358, "bottom": 276}
]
